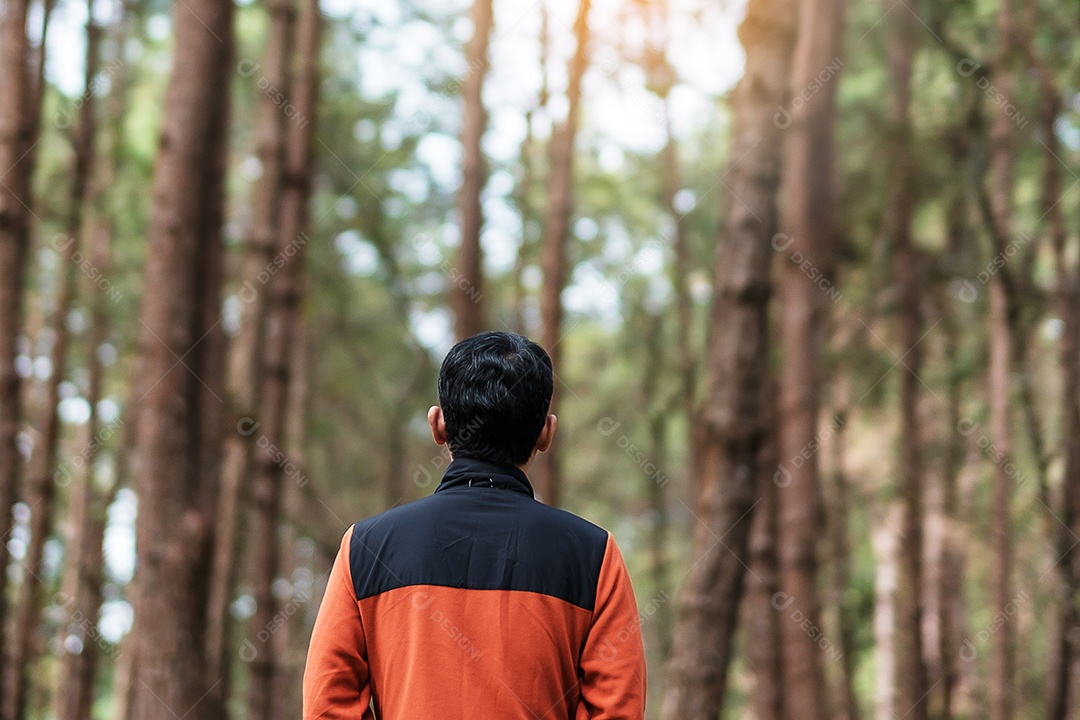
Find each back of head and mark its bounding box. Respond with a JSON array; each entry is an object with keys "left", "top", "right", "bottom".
[{"left": 437, "top": 331, "right": 553, "bottom": 466}]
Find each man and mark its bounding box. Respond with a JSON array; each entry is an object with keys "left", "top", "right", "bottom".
[{"left": 303, "top": 331, "right": 646, "bottom": 719}]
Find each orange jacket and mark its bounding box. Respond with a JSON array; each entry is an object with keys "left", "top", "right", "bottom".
[{"left": 302, "top": 457, "right": 646, "bottom": 719}]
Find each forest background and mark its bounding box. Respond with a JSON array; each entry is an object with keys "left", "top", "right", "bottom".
[{"left": 0, "top": 0, "right": 1078, "bottom": 719}]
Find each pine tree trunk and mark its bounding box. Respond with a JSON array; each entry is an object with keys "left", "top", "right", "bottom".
[
  {"left": 883, "top": 1, "right": 929, "bottom": 717},
  {"left": 986, "top": 2, "right": 1019, "bottom": 717},
  {"left": 510, "top": 5, "right": 548, "bottom": 335},
  {"left": 206, "top": 3, "right": 297, "bottom": 714},
  {"left": 774, "top": 0, "right": 844, "bottom": 716},
  {"left": 534, "top": 0, "right": 590, "bottom": 507},
  {"left": 659, "top": 1, "right": 795, "bottom": 716},
  {"left": 642, "top": 312, "right": 671, "bottom": 656},
  {"left": 872, "top": 504, "right": 900, "bottom": 720},
  {"left": 246, "top": 1, "right": 319, "bottom": 716},
  {"left": 826, "top": 394, "right": 860, "bottom": 720},
  {"left": 748, "top": 379, "right": 783, "bottom": 720},
  {"left": 8, "top": 5, "right": 99, "bottom": 718},
  {"left": 1029, "top": 18, "right": 1079, "bottom": 717},
  {"left": 127, "top": 0, "right": 234, "bottom": 715},
  {"left": 450, "top": 0, "right": 493, "bottom": 339},
  {"left": 0, "top": 4, "right": 36, "bottom": 711}
]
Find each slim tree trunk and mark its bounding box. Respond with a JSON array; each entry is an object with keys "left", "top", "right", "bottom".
[
  {"left": 247, "top": 2, "right": 319, "bottom": 717},
  {"left": 7, "top": 4, "right": 100, "bottom": 718},
  {"left": 884, "top": 1, "right": 929, "bottom": 717},
  {"left": 986, "top": 2, "right": 1019, "bottom": 718},
  {"left": 774, "top": 0, "right": 844, "bottom": 716},
  {"left": 659, "top": 1, "right": 795, "bottom": 716},
  {"left": 127, "top": 0, "right": 233, "bottom": 715},
  {"left": 872, "top": 503, "right": 901, "bottom": 720},
  {"left": 510, "top": 5, "right": 548, "bottom": 334},
  {"left": 642, "top": 311, "right": 671, "bottom": 654},
  {"left": 0, "top": 4, "right": 36, "bottom": 710},
  {"left": 206, "top": 3, "right": 296, "bottom": 714},
  {"left": 54, "top": 210, "right": 112, "bottom": 720},
  {"left": 1029, "top": 18, "right": 1079, "bottom": 717},
  {"left": 273, "top": 307, "right": 312, "bottom": 720},
  {"left": 535, "top": 0, "right": 590, "bottom": 507},
  {"left": 748, "top": 378, "right": 783, "bottom": 720},
  {"left": 826, "top": 396, "right": 860, "bottom": 720},
  {"left": 450, "top": 0, "right": 493, "bottom": 339}
]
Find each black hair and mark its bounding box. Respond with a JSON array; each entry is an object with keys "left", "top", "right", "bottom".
[{"left": 437, "top": 331, "right": 553, "bottom": 466}]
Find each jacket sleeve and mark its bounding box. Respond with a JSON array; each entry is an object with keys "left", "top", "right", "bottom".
[
  {"left": 577, "top": 532, "right": 647, "bottom": 719},
  {"left": 302, "top": 525, "right": 374, "bottom": 720}
]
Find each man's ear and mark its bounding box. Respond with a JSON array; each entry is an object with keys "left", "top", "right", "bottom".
[
  {"left": 428, "top": 406, "right": 448, "bottom": 446},
  {"left": 535, "top": 413, "right": 557, "bottom": 453}
]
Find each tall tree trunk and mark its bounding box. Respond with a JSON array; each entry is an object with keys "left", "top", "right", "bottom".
[
  {"left": 748, "top": 378, "right": 783, "bottom": 720},
  {"left": 273, "top": 305, "right": 312, "bottom": 720},
  {"left": 54, "top": 222, "right": 112, "bottom": 720},
  {"left": 510, "top": 4, "right": 547, "bottom": 335},
  {"left": 826, "top": 394, "right": 860, "bottom": 720},
  {"left": 7, "top": 4, "right": 100, "bottom": 718},
  {"left": 774, "top": 0, "right": 844, "bottom": 716},
  {"left": 206, "top": 2, "right": 296, "bottom": 714},
  {"left": 642, "top": 311, "right": 671, "bottom": 655},
  {"left": 659, "top": 1, "right": 795, "bottom": 716},
  {"left": 883, "top": 1, "right": 929, "bottom": 717},
  {"left": 450, "top": 0, "right": 493, "bottom": 339},
  {"left": 1030, "top": 17, "right": 1079, "bottom": 717},
  {"left": 0, "top": 4, "right": 36, "bottom": 711},
  {"left": 127, "top": 0, "right": 234, "bottom": 716},
  {"left": 247, "top": 1, "right": 319, "bottom": 716},
  {"left": 986, "top": 2, "right": 1019, "bottom": 718},
  {"left": 535, "top": 0, "right": 590, "bottom": 506},
  {"left": 872, "top": 503, "right": 901, "bottom": 720}
]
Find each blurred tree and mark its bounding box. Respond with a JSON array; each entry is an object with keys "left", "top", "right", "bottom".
[
  {"left": 246, "top": 0, "right": 320, "bottom": 715},
  {"left": 207, "top": 3, "right": 297, "bottom": 717},
  {"left": 774, "top": 0, "right": 845, "bottom": 715},
  {"left": 0, "top": 3, "right": 36, "bottom": 711},
  {"left": 127, "top": 0, "right": 234, "bottom": 715},
  {"left": 535, "top": 0, "right": 591, "bottom": 506},
  {"left": 659, "top": 0, "right": 796, "bottom": 716},
  {"left": 984, "top": 2, "right": 1022, "bottom": 718},
  {"left": 1032, "top": 0, "right": 1080, "bottom": 711},
  {"left": 451, "top": 0, "right": 493, "bottom": 339},
  {"left": 747, "top": 376, "right": 783, "bottom": 720},
  {"left": 883, "top": 0, "right": 929, "bottom": 716},
  {"left": 8, "top": 2, "right": 100, "bottom": 718}
]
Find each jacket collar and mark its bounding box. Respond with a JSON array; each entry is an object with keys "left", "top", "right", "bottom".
[{"left": 435, "top": 456, "right": 535, "bottom": 498}]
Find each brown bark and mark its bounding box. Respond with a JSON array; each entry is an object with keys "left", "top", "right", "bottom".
[
  {"left": 644, "top": 0, "right": 695, "bottom": 422},
  {"left": 1029, "top": 17, "right": 1080, "bottom": 717},
  {"left": 246, "top": 1, "right": 319, "bottom": 717},
  {"left": 826, "top": 397, "right": 860, "bottom": 720},
  {"left": 450, "top": 0, "right": 493, "bottom": 339},
  {"left": 206, "top": 2, "right": 297, "bottom": 712},
  {"left": 872, "top": 503, "right": 901, "bottom": 720},
  {"left": 127, "top": 0, "right": 234, "bottom": 716},
  {"left": 7, "top": 5, "right": 99, "bottom": 718},
  {"left": 534, "top": 0, "right": 591, "bottom": 507},
  {"left": 510, "top": 5, "right": 548, "bottom": 334},
  {"left": 932, "top": 92, "right": 977, "bottom": 720},
  {"left": 658, "top": 1, "right": 795, "bottom": 716},
  {"left": 748, "top": 378, "right": 783, "bottom": 720},
  {"left": 642, "top": 311, "right": 671, "bottom": 655},
  {"left": 774, "top": 0, "right": 845, "bottom": 716},
  {"left": 0, "top": 4, "right": 36, "bottom": 711},
  {"left": 986, "top": 2, "right": 1020, "bottom": 718},
  {"left": 272, "top": 306, "right": 311, "bottom": 720},
  {"left": 54, "top": 297, "right": 111, "bottom": 720},
  {"left": 883, "top": 1, "right": 929, "bottom": 717}
]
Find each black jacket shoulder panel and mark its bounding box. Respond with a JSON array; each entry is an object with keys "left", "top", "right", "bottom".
[{"left": 348, "top": 488, "right": 609, "bottom": 611}]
